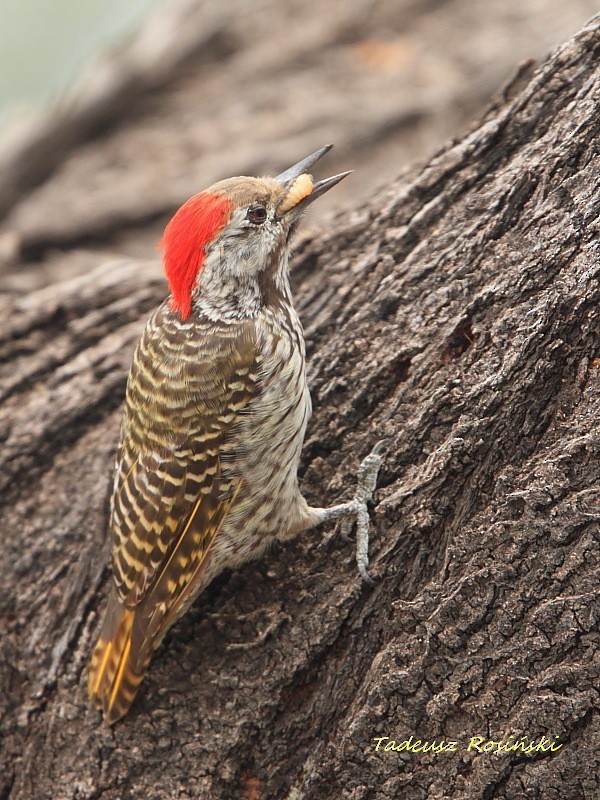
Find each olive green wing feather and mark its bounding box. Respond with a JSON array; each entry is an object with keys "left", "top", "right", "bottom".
[{"left": 109, "top": 311, "right": 261, "bottom": 663}]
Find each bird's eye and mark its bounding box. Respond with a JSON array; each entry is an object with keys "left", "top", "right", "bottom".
[{"left": 247, "top": 205, "right": 267, "bottom": 225}]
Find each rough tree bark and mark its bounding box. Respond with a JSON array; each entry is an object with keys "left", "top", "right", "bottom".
[{"left": 1, "top": 15, "right": 599, "bottom": 800}]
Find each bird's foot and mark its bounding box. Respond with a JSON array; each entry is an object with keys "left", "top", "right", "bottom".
[{"left": 322, "top": 441, "right": 385, "bottom": 585}]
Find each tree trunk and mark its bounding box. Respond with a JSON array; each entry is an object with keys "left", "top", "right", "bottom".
[{"left": 1, "top": 14, "right": 599, "bottom": 800}]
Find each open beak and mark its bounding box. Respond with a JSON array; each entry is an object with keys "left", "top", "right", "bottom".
[{"left": 275, "top": 144, "right": 351, "bottom": 217}]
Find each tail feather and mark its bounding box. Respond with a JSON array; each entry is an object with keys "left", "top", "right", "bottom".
[{"left": 88, "top": 592, "right": 146, "bottom": 724}]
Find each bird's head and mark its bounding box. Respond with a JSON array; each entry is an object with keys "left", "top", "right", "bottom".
[{"left": 159, "top": 145, "right": 349, "bottom": 319}]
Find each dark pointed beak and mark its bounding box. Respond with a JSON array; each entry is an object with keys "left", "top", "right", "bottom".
[
  {"left": 287, "top": 171, "right": 352, "bottom": 216},
  {"left": 274, "top": 144, "right": 334, "bottom": 184},
  {"left": 275, "top": 144, "right": 351, "bottom": 217}
]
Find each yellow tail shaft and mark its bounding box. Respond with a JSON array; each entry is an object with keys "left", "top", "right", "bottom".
[{"left": 87, "top": 593, "right": 144, "bottom": 724}]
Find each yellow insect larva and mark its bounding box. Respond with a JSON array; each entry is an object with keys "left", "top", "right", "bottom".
[{"left": 278, "top": 173, "right": 314, "bottom": 213}]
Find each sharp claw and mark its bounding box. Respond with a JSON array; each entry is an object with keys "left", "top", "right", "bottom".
[
  {"left": 339, "top": 516, "right": 354, "bottom": 540},
  {"left": 323, "top": 443, "right": 384, "bottom": 585},
  {"left": 359, "top": 563, "right": 376, "bottom": 586},
  {"left": 371, "top": 439, "right": 388, "bottom": 456},
  {"left": 354, "top": 443, "right": 385, "bottom": 584},
  {"left": 356, "top": 450, "right": 384, "bottom": 503},
  {"left": 355, "top": 503, "right": 376, "bottom": 585}
]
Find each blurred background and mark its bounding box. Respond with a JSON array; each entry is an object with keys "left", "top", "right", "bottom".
[
  {"left": 0, "top": 0, "right": 157, "bottom": 120},
  {"left": 0, "top": 0, "right": 597, "bottom": 295}
]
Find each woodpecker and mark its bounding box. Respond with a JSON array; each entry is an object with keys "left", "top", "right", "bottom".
[{"left": 88, "top": 145, "right": 383, "bottom": 724}]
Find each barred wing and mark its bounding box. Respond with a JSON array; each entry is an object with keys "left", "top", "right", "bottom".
[{"left": 110, "top": 309, "right": 262, "bottom": 666}]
